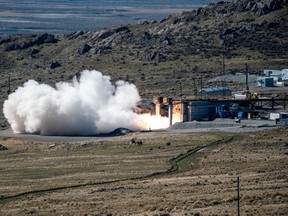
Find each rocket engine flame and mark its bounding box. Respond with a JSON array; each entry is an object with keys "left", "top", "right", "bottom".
[
  {"left": 3, "top": 70, "right": 169, "bottom": 135},
  {"left": 138, "top": 114, "right": 169, "bottom": 130}
]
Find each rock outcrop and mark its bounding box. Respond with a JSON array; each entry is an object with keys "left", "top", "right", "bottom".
[
  {"left": 3, "top": 33, "right": 58, "bottom": 51},
  {"left": 232, "top": 0, "right": 286, "bottom": 15},
  {"left": 77, "top": 44, "right": 92, "bottom": 55}
]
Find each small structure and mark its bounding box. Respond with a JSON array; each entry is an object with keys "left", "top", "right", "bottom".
[
  {"left": 153, "top": 96, "right": 163, "bottom": 116},
  {"left": 234, "top": 94, "right": 247, "bottom": 100},
  {"left": 276, "top": 112, "right": 288, "bottom": 125},
  {"left": 263, "top": 69, "right": 288, "bottom": 82},
  {"left": 282, "top": 69, "right": 288, "bottom": 80},
  {"left": 270, "top": 113, "right": 280, "bottom": 120},
  {"left": 257, "top": 77, "right": 274, "bottom": 87},
  {"left": 263, "top": 69, "right": 282, "bottom": 77},
  {"left": 197, "top": 87, "right": 232, "bottom": 99}
]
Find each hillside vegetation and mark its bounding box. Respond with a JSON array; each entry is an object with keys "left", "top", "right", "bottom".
[{"left": 0, "top": 0, "right": 288, "bottom": 128}]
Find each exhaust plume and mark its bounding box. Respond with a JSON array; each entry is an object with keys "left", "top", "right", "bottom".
[{"left": 3, "top": 70, "right": 168, "bottom": 135}]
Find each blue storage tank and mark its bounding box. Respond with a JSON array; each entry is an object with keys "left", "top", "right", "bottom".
[{"left": 238, "top": 111, "right": 243, "bottom": 119}]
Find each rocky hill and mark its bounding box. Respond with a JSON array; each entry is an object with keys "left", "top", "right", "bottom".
[{"left": 0, "top": 0, "right": 288, "bottom": 128}]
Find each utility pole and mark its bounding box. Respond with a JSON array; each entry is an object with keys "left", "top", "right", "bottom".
[
  {"left": 168, "top": 98, "right": 173, "bottom": 126},
  {"left": 222, "top": 42, "right": 226, "bottom": 99},
  {"left": 245, "top": 63, "right": 250, "bottom": 99},
  {"left": 222, "top": 43, "right": 226, "bottom": 76},
  {"left": 193, "top": 78, "right": 197, "bottom": 98},
  {"left": 221, "top": 12, "right": 226, "bottom": 77},
  {"left": 237, "top": 176, "right": 240, "bottom": 216},
  {"left": 179, "top": 81, "right": 183, "bottom": 99},
  {"left": 8, "top": 76, "right": 11, "bottom": 95},
  {"left": 200, "top": 77, "right": 203, "bottom": 99},
  {"left": 245, "top": 63, "right": 249, "bottom": 91}
]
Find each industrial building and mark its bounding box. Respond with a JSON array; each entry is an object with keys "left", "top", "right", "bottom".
[
  {"left": 257, "top": 77, "right": 274, "bottom": 87},
  {"left": 153, "top": 95, "right": 288, "bottom": 126},
  {"left": 263, "top": 69, "right": 283, "bottom": 77},
  {"left": 196, "top": 87, "right": 232, "bottom": 99},
  {"left": 262, "top": 68, "right": 288, "bottom": 83},
  {"left": 151, "top": 67, "right": 288, "bottom": 125},
  {"left": 171, "top": 100, "right": 217, "bottom": 122}
]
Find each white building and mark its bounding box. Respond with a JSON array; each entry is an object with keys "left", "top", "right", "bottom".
[
  {"left": 263, "top": 69, "right": 288, "bottom": 81},
  {"left": 282, "top": 69, "right": 288, "bottom": 80},
  {"left": 263, "top": 69, "right": 282, "bottom": 77}
]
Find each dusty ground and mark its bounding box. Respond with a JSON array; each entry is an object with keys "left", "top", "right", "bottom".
[
  {"left": 0, "top": 125, "right": 287, "bottom": 215},
  {"left": 0, "top": 119, "right": 277, "bottom": 143}
]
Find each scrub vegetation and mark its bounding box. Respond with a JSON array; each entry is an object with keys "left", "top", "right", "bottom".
[
  {"left": 1, "top": 0, "right": 288, "bottom": 128},
  {"left": 0, "top": 127, "right": 287, "bottom": 215}
]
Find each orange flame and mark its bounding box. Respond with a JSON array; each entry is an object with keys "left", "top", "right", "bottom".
[{"left": 137, "top": 114, "right": 169, "bottom": 130}]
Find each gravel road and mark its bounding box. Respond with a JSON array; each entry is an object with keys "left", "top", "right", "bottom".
[
  {"left": 0, "top": 119, "right": 278, "bottom": 143},
  {"left": 0, "top": 128, "right": 109, "bottom": 143},
  {"left": 168, "top": 118, "right": 277, "bottom": 133}
]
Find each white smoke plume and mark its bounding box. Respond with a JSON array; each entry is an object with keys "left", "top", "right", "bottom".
[{"left": 3, "top": 70, "right": 169, "bottom": 135}]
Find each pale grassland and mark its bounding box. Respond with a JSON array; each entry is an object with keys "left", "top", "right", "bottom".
[
  {"left": 0, "top": 127, "right": 287, "bottom": 215},
  {"left": 0, "top": 132, "right": 218, "bottom": 197}
]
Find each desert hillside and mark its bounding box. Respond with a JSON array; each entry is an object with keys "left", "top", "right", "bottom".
[{"left": 0, "top": 0, "right": 288, "bottom": 128}]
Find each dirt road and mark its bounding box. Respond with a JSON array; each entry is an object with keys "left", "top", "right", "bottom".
[{"left": 0, "top": 119, "right": 277, "bottom": 143}]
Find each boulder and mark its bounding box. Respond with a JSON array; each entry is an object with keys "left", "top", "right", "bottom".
[
  {"left": 0, "top": 36, "right": 13, "bottom": 45},
  {"left": 4, "top": 42, "right": 21, "bottom": 51},
  {"left": 77, "top": 44, "right": 92, "bottom": 55},
  {"left": 66, "top": 31, "right": 85, "bottom": 40},
  {"left": 161, "top": 36, "right": 172, "bottom": 46},
  {"left": 136, "top": 32, "right": 154, "bottom": 45},
  {"left": 267, "top": 22, "right": 280, "bottom": 28},
  {"left": 20, "top": 40, "right": 34, "bottom": 49},
  {"left": 142, "top": 32, "right": 152, "bottom": 40},
  {"left": 251, "top": 0, "right": 284, "bottom": 16},
  {"left": 0, "top": 144, "right": 8, "bottom": 151},
  {"left": 44, "top": 34, "right": 58, "bottom": 43},
  {"left": 4, "top": 33, "right": 57, "bottom": 51},
  {"left": 50, "top": 60, "right": 61, "bottom": 69},
  {"left": 28, "top": 48, "right": 39, "bottom": 56},
  {"left": 142, "top": 51, "right": 166, "bottom": 62},
  {"left": 98, "top": 30, "right": 114, "bottom": 40},
  {"left": 128, "top": 138, "right": 136, "bottom": 145},
  {"left": 91, "top": 46, "right": 112, "bottom": 55},
  {"left": 140, "top": 20, "right": 150, "bottom": 25},
  {"left": 114, "top": 26, "right": 129, "bottom": 33},
  {"left": 34, "top": 33, "right": 58, "bottom": 45}
]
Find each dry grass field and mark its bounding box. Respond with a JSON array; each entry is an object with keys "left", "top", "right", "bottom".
[{"left": 0, "top": 126, "right": 287, "bottom": 215}]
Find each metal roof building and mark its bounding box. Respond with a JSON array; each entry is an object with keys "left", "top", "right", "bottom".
[
  {"left": 263, "top": 69, "right": 283, "bottom": 77},
  {"left": 263, "top": 69, "right": 288, "bottom": 81},
  {"left": 196, "top": 87, "right": 232, "bottom": 99}
]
